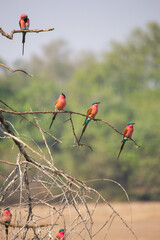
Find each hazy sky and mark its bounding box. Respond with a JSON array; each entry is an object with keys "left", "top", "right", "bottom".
[{"left": 1, "top": 0, "right": 160, "bottom": 64}]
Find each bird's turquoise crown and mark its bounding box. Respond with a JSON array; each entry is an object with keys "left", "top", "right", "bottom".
[
  {"left": 61, "top": 93, "right": 66, "bottom": 98},
  {"left": 92, "top": 101, "right": 100, "bottom": 105},
  {"left": 127, "top": 122, "right": 135, "bottom": 125},
  {"left": 59, "top": 228, "right": 64, "bottom": 232}
]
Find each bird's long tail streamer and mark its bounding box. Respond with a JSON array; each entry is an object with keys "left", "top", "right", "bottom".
[
  {"left": 5, "top": 225, "right": 8, "bottom": 236},
  {"left": 22, "top": 32, "right": 26, "bottom": 55},
  {"left": 49, "top": 113, "right": 57, "bottom": 129},
  {"left": 117, "top": 141, "right": 126, "bottom": 160},
  {"left": 22, "top": 43, "right": 25, "bottom": 55},
  {"left": 78, "top": 124, "right": 87, "bottom": 143}
]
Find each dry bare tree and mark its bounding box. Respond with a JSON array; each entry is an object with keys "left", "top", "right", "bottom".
[{"left": 0, "top": 101, "right": 139, "bottom": 240}]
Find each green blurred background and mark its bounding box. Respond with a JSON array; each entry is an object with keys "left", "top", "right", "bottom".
[{"left": 1, "top": 22, "right": 160, "bottom": 201}]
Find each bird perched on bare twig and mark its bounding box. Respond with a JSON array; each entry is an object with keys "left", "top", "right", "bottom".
[
  {"left": 19, "top": 14, "right": 30, "bottom": 55},
  {"left": 79, "top": 101, "right": 100, "bottom": 143},
  {"left": 117, "top": 122, "right": 135, "bottom": 160},
  {"left": 55, "top": 228, "right": 65, "bottom": 240},
  {"left": 49, "top": 93, "right": 66, "bottom": 129},
  {"left": 2, "top": 207, "right": 12, "bottom": 239}
]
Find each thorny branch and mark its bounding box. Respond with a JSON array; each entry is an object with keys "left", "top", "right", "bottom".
[
  {"left": 0, "top": 27, "right": 54, "bottom": 40},
  {"left": 0, "top": 62, "right": 33, "bottom": 77}
]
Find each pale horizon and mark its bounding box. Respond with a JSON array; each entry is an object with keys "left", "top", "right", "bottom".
[{"left": 1, "top": 0, "right": 160, "bottom": 64}]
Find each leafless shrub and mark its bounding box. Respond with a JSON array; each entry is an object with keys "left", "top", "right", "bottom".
[{"left": 0, "top": 104, "right": 138, "bottom": 239}]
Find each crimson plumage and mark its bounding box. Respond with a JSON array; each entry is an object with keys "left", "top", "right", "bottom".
[
  {"left": 79, "top": 101, "right": 100, "bottom": 143},
  {"left": 49, "top": 93, "right": 66, "bottom": 129},
  {"left": 19, "top": 14, "right": 30, "bottom": 55},
  {"left": 2, "top": 207, "right": 12, "bottom": 236},
  {"left": 117, "top": 122, "right": 135, "bottom": 160},
  {"left": 55, "top": 229, "right": 65, "bottom": 240}
]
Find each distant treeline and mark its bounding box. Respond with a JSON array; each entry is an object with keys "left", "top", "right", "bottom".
[{"left": 0, "top": 22, "right": 160, "bottom": 200}]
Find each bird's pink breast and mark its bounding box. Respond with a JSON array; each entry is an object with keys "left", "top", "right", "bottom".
[
  {"left": 2, "top": 210, "right": 12, "bottom": 222},
  {"left": 56, "top": 96, "right": 66, "bottom": 110},
  {"left": 90, "top": 104, "right": 98, "bottom": 118},
  {"left": 58, "top": 231, "right": 64, "bottom": 239},
  {"left": 126, "top": 125, "right": 133, "bottom": 137}
]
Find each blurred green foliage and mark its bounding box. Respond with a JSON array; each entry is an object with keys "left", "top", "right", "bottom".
[{"left": 1, "top": 22, "right": 160, "bottom": 200}]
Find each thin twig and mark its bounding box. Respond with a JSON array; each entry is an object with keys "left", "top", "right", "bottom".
[
  {"left": 85, "top": 178, "right": 133, "bottom": 228},
  {"left": 0, "top": 27, "right": 54, "bottom": 40},
  {"left": 31, "top": 108, "right": 54, "bottom": 165},
  {"left": 67, "top": 113, "right": 93, "bottom": 151},
  {"left": 0, "top": 106, "right": 140, "bottom": 147},
  {"left": 94, "top": 118, "right": 141, "bottom": 148},
  {"left": 0, "top": 108, "right": 86, "bottom": 117},
  {"left": 0, "top": 63, "right": 33, "bottom": 77},
  {"left": 68, "top": 113, "right": 79, "bottom": 143},
  {"left": 0, "top": 221, "right": 53, "bottom": 229},
  {"left": 0, "top": 100, "right": 62, "bottom": 143}
]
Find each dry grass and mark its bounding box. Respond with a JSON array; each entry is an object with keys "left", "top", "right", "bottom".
[
  {"left": 0, "top": 202, "right": 160, "bottom": 240},
  {"left": 105, "top": 201, "right": 160, "bottom": 240}
]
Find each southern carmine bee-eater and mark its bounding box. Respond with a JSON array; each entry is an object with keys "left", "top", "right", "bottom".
[
  {"left": 117, "top": 122, "right": 135, "bottom": 160},
  {"left": 55, "top": 228, "right": 65, "bottom": 240},
  {"left": 78, "top": 101, "right": 100, "bottom": 143},
  {"left": 2, "top": 207, "right": 12, "bottom": 239},
  {"left": 19, "top": 14, "right": 30, "bottom": 55},
  {"left": 49, "top": 93, "right": 66, "bottom": 129}
]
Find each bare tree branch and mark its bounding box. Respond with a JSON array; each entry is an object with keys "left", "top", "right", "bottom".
[
  {"left": 65, "top": 113, "right": 93, "bottom": 151},
  {"left": 0, "top": 27, "right": 54, "bottom": 40},
  {"left": 0, "top": 106, "right": 140, "bottom": 148},
  {"left": 0, "top": 111, "right": 138, "bottom": 240},
  {"left": 0, "top": 62, "right": 33, "bottom": 77},
  {"left": 0, "top": 100, "right": 62, "bottom": 143},
  {"left": 94, "top": 118, "right": 141, "bottom": 148},
  {"left": 0, "top": 108, "right": 86, "bottom": 117},
  {"left": 0, "top": 221, "right": 54, "bottom": 229},
  {"left": 0, "top": 159, "right": 27, "bottom": 166}
]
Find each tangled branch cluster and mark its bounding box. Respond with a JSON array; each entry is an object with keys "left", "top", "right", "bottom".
[{"left": 0, "top": 101, "right": 138, "bottom": 240}]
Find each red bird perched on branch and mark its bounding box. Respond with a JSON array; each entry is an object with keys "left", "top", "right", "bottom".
[
  {"left": 55, "top": 228, "right": 65, "bottom": 240},
  {"left": 117, "top": 122, "right": 135, "bottom": 160},
  {"left": 49, "top": 93, "right": 66, "bottom": 129},
  {"left": 2, "top": 207, "right": 12, "bottom": 238},
  {"left": 78, "top": 101, "right": 100, "bottom": 143},
  {"left": 19, "top": 14, "right": 30, "bottom": 55}
]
